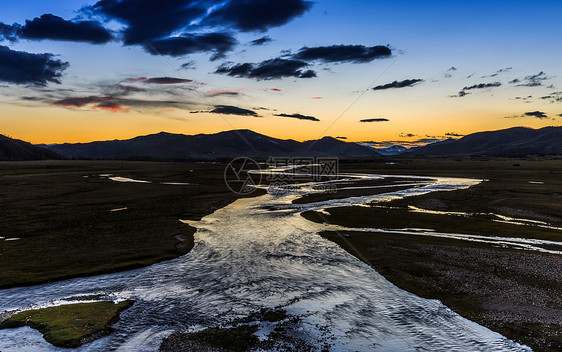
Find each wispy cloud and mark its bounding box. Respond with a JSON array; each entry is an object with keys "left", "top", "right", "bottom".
[
  {"left": 360, "top": 118, "right": 389, "bottom": 122},
  {"left": 372, "top": 79, "right": 423, "bottom": 91},
  {"left": 274, "top": 113, "right": 319, "bottom": 121}
]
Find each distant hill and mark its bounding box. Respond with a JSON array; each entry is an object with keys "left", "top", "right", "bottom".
[
  {"left": 46, "top": 130, "right": 380, "bottom": 159},
  {"left": 407, "top": 126, "right": 562, "bottom": 156},
  {"left": 375, "top": 145, "right": 408, "bottom": 156},
  {"left": 0, "top": 134, "right": 64, "bottom": 161}
]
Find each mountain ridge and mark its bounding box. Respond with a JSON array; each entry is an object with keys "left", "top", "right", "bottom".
[
  {"left": 0, "top": 134, "right": 65, "bottom": 161},
  {"left": 406, "top": 126, "right": 562, "bottom": 156},
  {"left": 44, "top": 129, "right": 380, "bottom": 159}
]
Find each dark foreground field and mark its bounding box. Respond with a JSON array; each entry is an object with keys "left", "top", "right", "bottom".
[
  {"left": 0, "top": 160, "right": 263, "bottom": 289},
  {"left": 302, "top": 157, "right": 562, "bottom": 351}
]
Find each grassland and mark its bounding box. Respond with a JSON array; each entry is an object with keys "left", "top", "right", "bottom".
[
  {"left": 0, "top": 300, "right": 133, "bottom": 347},
  {"left": 0, "top": 160, "right": 264, "bottom": 289},
  {"left": 302, "top": 157, "right": 562, "bottom": 351}
]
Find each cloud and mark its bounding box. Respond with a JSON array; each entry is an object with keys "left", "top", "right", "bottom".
[
  {"left": 92, "top": 101, "right": 130, "bottom": 113},
  {"left": 293, "top": 44, "right": 391, "bottom": 64},
  {"left": 274, "top": 113, "right": 319, "bottom": 121},
  {"left": 399, "top": 132, "right": 417, "bottom": 138},
  {"left": 205, "top": 88, "right": 245, "bottom": 97},
  {"left": 310, "top": 96, "right": 323, "bottom": 99},
  {"left": 215, "top": 58, "right": 316, "bottom": 80},
  {"left": 209, "top": 105, "right": 258, "bottom": 116},
  {"left": 462, "top": 82, "right": 502, "bottom": 91},
  {"left": 0, "top": 23, "right": 19, "bottom": 41},
  {"left": 206, "top": 0, "right": 312, "bottom": 32},
  {"left": 250, "top": 36, "right": 272, "bottom": 46},
  {"left": 372, "top": 79, "right": 423, "bottom": 91},
  {"left": 336, "top": 136, "right": 347, "bottom": 139},
  {"left": 101, "top": 84, "right": 146, "bottom": 96},
  {"left": 125, "top": 77, "right": 193, "bottom": 84},
  {"left": 180, "top": 61, "right": 197, "bottom": 70},
  {"left": 51, "top": 94, "right": 194, "bottom": 111},
  {"left": 452, "top": 81, "right": 501, "bottom": 97},
  {"left": 90, "top": 0, "right": 207, "bottom": 45},
  {"left": 360, "top": 118, "right": 389, "bottom": 122},
  {"left": 15, "top": 14, "right": 113, "bottom": 44},
  {"left": 145, "top": 32, "right": 237, "bottom": 59},
  {"left": 509, "top": 71, "right": 550, "bottom": 87},
  {"left": 539, "top": 91, "right": 562, "bottom": 103},
  {"left": 445, "top": 132, "right": 464, "bottom": 137},
  {"left": 444, "top": 66, "right": 457, "bottom": 78},
  {"left": 522, "top": 111, "right": 548, "bottom": 119},
  {"left": 265, "top": 88, "right": 282, "bottom": 92},
  {"left": 0, "top": 45, "right": 69, "bottom": 85}
]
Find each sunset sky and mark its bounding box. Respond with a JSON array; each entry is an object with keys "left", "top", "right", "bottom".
[{"left": 1, "top": 0, "right": 561, "bottom": 146}]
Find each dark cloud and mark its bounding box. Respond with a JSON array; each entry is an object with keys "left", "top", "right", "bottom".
[
  {"left": 399, "top": 132, "right": 417, "bottom": 138},
  {"left": 462, "top": 82, "right": 502, "bottom": 90},
  {"left": 445, "top": 132, "right": 464, "bottom": 137},
  {"left": 215, "top": 58, "right": 315, "bottom": 80},
  {"left": 209, "top": 105, "right": 258, "bottom": 116},
  {"left": 125, "top": 77, "right": 193, "bottom": 84},
  {"left": 90, "top": 0, "right": 207, "bottom": 45},
  {"left": 360, "top": 118, "right": 389, "bottom": 122},
  {"left": 250, "top": 36, "right": 272, "bottom": 46},
  {"left": 146, "top": 32, "right": 237, "bottom": 59},
  {"left": 293, "top": 45, "right": 391, "bottom": 64},
  {"left": 539, "top": 91, "right": 562, "bottom": 103},
  {"left": 510, "top": 71, "right": 550, "bottom": 87},
  {"left": 0, "top": 45, "right": 69, "bottom": 85},
  {"left": 558, "top": 113, "right": 562, "bottom": 117},
  {"left": 336, "top": 136, "right": 347, "bottom": 139},
  {"left": 372, "top": 79, "right": 423, "bottom": 91},
  {"left": 452, "top": 82, "right": 501, "bottom": 98},
  {"left": 52, "top": 96, "right": 109, "bottom": 107},
  {"left": 180, "top": 61, "right": 197, "bottom": 70},
  {"left": 0, "top": 23, "right": 19, "bottom": 41},
  {"left": 16, "top": 14, "right": 113, "bottom": 44},
  {"left": 522, "top": 111, "right": 548, "bottom": 119},
  {"left": 206, "top": 0, "right": 311, "bottom": 32},
  {"left": 274, "top": 113, "right": 319, "bottom": 121}
]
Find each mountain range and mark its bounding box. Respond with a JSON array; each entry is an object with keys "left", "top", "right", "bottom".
[
  {"left": 0, "top": 134, "right": 63, "bottom": 161},
  {"left": 43, "top": 129, "right": 380, "bottom": 159},
  {"left": 406, "top": 126, "right": 562, "bottom": 156},
  {"left": 2, "top": 126, "right": 561, "bottom": 161}
]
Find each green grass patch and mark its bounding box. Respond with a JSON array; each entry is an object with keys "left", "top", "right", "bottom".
[{"left": 0, "top": 300, "right": 134, "bottom": 348}]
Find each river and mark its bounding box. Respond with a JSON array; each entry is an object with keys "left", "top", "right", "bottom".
[{"left": 0, "top": 173, "right": 530, "bottom": 351}]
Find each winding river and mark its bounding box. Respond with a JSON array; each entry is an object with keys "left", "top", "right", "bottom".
[{"left": 0, "top": 172, "right": 531, "bottom": 351}]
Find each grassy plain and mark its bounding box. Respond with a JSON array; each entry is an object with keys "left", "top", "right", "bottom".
[{"left": 0, "top": 160, "right": 264, "bottom": 288}]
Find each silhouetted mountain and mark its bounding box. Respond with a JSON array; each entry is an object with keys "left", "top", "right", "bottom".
[
  {"left": 46, "top": 130, "right": 380, "bottom": 159},
  {"left": 407, "top": 126, "right": 562, "bottom": 156},
  {"left": 0, "top": 134, "right": 65, "bottom": 161}
]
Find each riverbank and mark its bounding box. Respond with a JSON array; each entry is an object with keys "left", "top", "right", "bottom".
[
  {"left": 0, "top": 160, "right": 264, "bottom": 289},
  {"left": 301, "top": 157, "right": 562, "bottom": 351}
]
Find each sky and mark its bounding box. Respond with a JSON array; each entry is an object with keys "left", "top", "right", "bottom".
[{"left": 0, "top": 0, "right": 561, "bottom": 146}]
